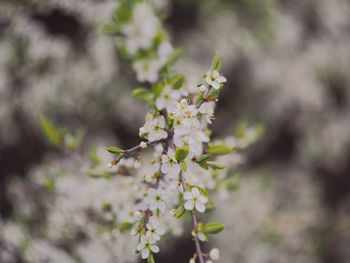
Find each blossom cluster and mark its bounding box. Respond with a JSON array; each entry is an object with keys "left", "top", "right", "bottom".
[
  {"left": 103, "top": 0, "right": 180, "bottom": 83},
  {"left": 101, "top": 1, "right": 255, "bottom": 262}
]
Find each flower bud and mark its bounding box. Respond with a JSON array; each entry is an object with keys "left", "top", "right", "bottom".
[
  {"left": 140, "top": 141, "right": 147, "bottom": 148},
  {"left": 209, "top": 248, "right": 220, "bottom": 260},
  {"left": 199, "top": 85, "right": 207, "bottom": 92}
]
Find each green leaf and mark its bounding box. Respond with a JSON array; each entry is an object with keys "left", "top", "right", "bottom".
[
  {"left": 180, "top": 160, "right": 187, "bottom": 172},
  {"left": 147, "top": 253, "right": 155, "bottom": 263},
  {"left": 175, "top": 147, "right": 189, "bottom": 162},
  {"left": 107, "top": 146, "right": 125, "bottom": 155},
  {"left": 151, "top": 82, "right": 163, "bottom": 97},
  {"left": 86, "top": 172, "right": 112, "bottom": 180},
  {"left": 119, "top": 222, "right": 134, "bottom": 232},
  {"left": 207, "top": 87, "right": 221, "bottom": 100},
  {"left": 43, "top": 177, "right": 55, "bottom": 192},
  {"left": 204, "top": 222, "right": 225, "bottom": 235},
  {"left": 175, "top": 204, "right": 186, "bottom": 218},
  {"left": 205, "top": 200, "right": 216, "bottom": 212},
  {"left": 113, "top": 4, "right": 132, "bottom": 22},
  {"left": 132, "top": 88, "right": 155, "bottom": 106},
  {"left": 170, "top": 74, "right": 185, "bottom": 89},
  {"left": 196, "top": 154, "right": 211, "bottom": 162},
  {"left": 39, "top": 116, "right": 62, "bottom": 145},
  {"left": 88, "top": 145, "right": 102, "bottom": 167},
  {"left": 207, "top": 144, "right": 233, "bottom": 155},
  {"left": 102, "top": 22, "right": 121, "bottom": 34},
  {"left": 161, "top": 48, "right": 183, "bottom": 70},
  {"left": 207, "top": 162, "right": 225, "bottom": 170},
  {"left": 226, "top": 173, "right": 240, "bottom": 191},
  {"left": 66, "top": 129, "right": 85, "bottom": 150},
  {"left": 198, "top": 161, "right": 209, "bottom": 170},
  {"left": 211, "top": 52, "right": 223, "bottom": 71}
]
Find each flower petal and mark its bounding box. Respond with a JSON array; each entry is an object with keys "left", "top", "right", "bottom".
[
  {"left": 195, "top": 202, "right": 206, "bottom": 213},
  {"left": 184, "top": 200, "right": 195, "bottom": 210},
  {"left": 191, "top": 187, "right": 200, "bottom": 197},
  {"left": 150, "top": 245, "right": 160, "bottom": 253},
  {"left": 141, "top": 248, "right": 150, "bottom": 259}
]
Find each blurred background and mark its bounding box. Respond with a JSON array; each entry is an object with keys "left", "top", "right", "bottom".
[{"left": 1, "top": 0, "right": 350, "bottom": 262}]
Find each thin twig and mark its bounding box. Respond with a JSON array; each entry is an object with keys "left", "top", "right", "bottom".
[{"left": 179, "top": 171, "right": 205, "bottom": 263}]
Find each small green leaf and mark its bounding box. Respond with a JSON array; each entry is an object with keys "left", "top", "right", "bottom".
[
  {"left": 207, "top": 145, "right": 233, "bottom": 155},
  {"left": 180, "top": 160, "right": 187, "bottom": 172},
  {"left": 113, "top": 4, "right": 132, "bottom": 22},
  {"left": 196, "top": 154, "right": 211, "bottom": 162},
  {"left": 119, "top": 222, "right": 134, "bottom": 232},
  {"left": 88, "top": 145, "right": 102, "bottom": 167},
  {"left": 161, "top": 48, "right": 183, "bottom": 70},
  {"left": 175, "top": 147, "right": 189, "bottom": 162},
  {"left": 205, "top": 200, "right": 216, "bottom": 212},
  {"left": 207, "top": 87, "right": 221, "bottom": 100},
  {"left": 198, "top": 161, "right": 209, "bottom": 170},
  {"left": 170, "top": 74, "right": 185, "bottom": 89},
  {"left": 207, "top": 162, "right": 225, "bottom": 170},
  {"left": 204, "top": 222, "right": 225, "bottom": 235},
  {"left": 102, "top": 22, "right": 120, "bottom": 34},
  {"left": 86, "top": 172, "right": 112, "bottom": 180},
  {"left": 107, "top": 146, "right": 125, "bottom": 155},
  {"left": 175, "top": 204, "right": 186, "bottom": 218},
  {"left": 39, "top": 116, "right": 62, "bottom": 145},
  {"left": 211, "top": 52, "right": 223, "bottom": 71},
  {"left": 151, "top": 82, "right": 163, "bottom": 97},
  {"left": 66, "top": 129, "right": 85, "bottom": 150},
  {"left": 147, "top": 253, "right": 155, "bottom": 263},
  {"left": 132, "top": 88, "right": 155, "bottom": 106},
  {"left": 226, "top": 173, "right": 240, "bottom": 191}
]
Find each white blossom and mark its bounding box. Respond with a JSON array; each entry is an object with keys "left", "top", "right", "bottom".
[
  {"left": 122, "top": 2, "right": 159, "bottom": 55},
  {"left": 184, "top": 187, "right": 208, "bottom": 213},
  {"left": 146, "top": 216, "right": 165, "bottom": 241},
  {"left": 133, "top": 59, "right": 161, "bottom": 83},
  {"left": 145, "top": 188, "right": 166, "bottom": 212},
  {"left": 156, "top": 85, "right": 181, "bottom": 111},
  {"left": 199, "top": 101, "right": 215, "bottom": 124},
  {"left": 137, "top": 235, "right": 160, "bottom": 259},
  {"left": 140, "top": 114, "right": 168, "bottom": 142},
  {"left": 205, "top": 70, "right": 227, "bottom": 90},
  {"left": 161, "top": 148, "right": 181, "bottom": 176}
]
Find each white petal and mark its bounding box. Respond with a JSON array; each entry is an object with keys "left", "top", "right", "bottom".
[
  {"left": 137, "top": 243, "right": 145, "bottom": 251},
  {"left": 150, "top": 245, "right": 160, "bottom": 253},
  {"left": 191, "top": 187, "right": 200, "bottom": 197},
  {"left": 159, "top": 130, "right": 168, "bottom": 139},
  {"left": 161, "top": 163, "right": 170, "bottom": 174},
  {"left": 156, "top": 99, "right": 165, "bottom": 110},
  {"left": 217, "top": 75, "right": 227, "bottom": 83},
  {"left": 195, "top": 202, "right": 206, "bottom": 213},
  {"left": 212, "top": 82, "right": 220, "bottom": 90},
  {"left": 141, "top": 248, "right": 150, "bottom": 259},
  {"left": 157, "top": 201, "right": 166, "bottom": 211},
  {"left": 212, "top": 70, "right": 219, "bottom": 78},
  {"left": 184, "top": 200, "right": 195, "bottom": 210},
  {"left": 198, "top": 232, "right": 207, "bottom": 241},
  {"left": 149, "top": 202, "right": 157, "bottom": 211},
  {"left": 198, "top": 195, "right": 208, "bottom": 203},
  {"left": 171, "top": 164, "right": 181, "bottom": 175}
]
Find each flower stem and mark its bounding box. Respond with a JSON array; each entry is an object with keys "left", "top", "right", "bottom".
[{"left": 179, "top": 171, "right": 205, "bottom": 263}]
